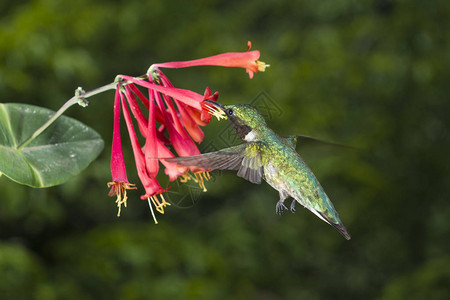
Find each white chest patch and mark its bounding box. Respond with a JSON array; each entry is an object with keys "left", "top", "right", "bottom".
[{"left": 244, "top": 130, "right": 257, "bottom": 142}]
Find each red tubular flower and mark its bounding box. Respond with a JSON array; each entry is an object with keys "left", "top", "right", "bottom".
[
  {"left": 152, "top": 41, "right": 269, "bottom": 79},
  {"left": 120, "top": 74, "right": 221, "bottom": 131},
  {"left": 108, "top": 85, "right": 136, "bottom": 216},
  {"left": 155, "top": 139, "right": 187, "bottom": 181},
  {"left": 128, "top": 83, "right": 166, "bottom": 125},
  {"left": 176, "top": 102, "right": 204, "bottom": 143},
  {"left": 119, "top": 75, "right": 204, "bottom": 110},
  {"left": 149, "top": 77, "right": 215, "bottom": 190},
  {"left": 200, "top": 87, "right": 220, "bottom": 123},
  {"left": 159, "top": 90, "right": 192, "bottom": 142},
  {"left": 119, "top": 75, "right": 216, "bottom": 182},
  {"left": 185, "top": 105, "right": 209, "bottom": 126},
  {"left": 120, "top": 88, "right": 169, "bottom": 223},
  {"left": 152, "top": 89, "right": 201, "bottom": 158},
  {"left": 123, "top": 85, "right": 148, "bottom": 138},
  {"left": 155, "top": 70, "right": 205, "bottom": 142},
  {"left": 143, "top": 87, "right": 159, "bottom": 178},
  {"left": 107, "top": 44, "right": 268, "bottom": 219}
]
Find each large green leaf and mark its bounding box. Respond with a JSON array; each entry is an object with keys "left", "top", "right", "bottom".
[{"left": 0, "top": 103, "right": 104, "bottom": 188}]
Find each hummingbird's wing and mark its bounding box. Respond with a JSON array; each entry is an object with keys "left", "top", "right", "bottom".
[
  {"left": 164, "top": 142, "right": 265, "bottom": 184},
  {"left": 283, "top": 134, "right": 357, "bottom": 150},
  {"left": 237, "top": 142, "right": 264, "bottom": 184}
]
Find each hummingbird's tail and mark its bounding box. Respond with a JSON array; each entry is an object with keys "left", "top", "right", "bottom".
[
  {"left": 326, "top": 218, "right": 351, "bottom": 240},
  {"left": 312, "top": 209, "right": 351, "bottom": 240}
]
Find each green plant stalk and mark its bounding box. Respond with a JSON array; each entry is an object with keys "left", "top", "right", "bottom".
[{"left": 17, "top": 74, "right": 148, "bottom": 150}]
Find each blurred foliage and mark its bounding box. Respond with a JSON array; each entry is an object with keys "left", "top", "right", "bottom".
[{"left": 1, "top": 0, "right": 449, "bottom": 299}]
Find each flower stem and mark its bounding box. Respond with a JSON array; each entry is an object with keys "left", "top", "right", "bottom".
[
  {"left": 17, "top": 96, "right": 80, "bottom": 150},
  {"left": 17, "top": 75, "right": 149, "bottom": 150}
]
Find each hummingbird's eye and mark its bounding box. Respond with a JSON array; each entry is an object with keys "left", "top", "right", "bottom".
[{"left": 227, "top": 109, "right": 234, "bottom": 116}]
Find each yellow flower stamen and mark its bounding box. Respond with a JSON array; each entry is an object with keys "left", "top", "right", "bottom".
[
  {"left": 178, "top": 171, "right": 211, "bottom": 192},
  {"left": 107, "top": 182, "right": 137, "bottom": 217},
  {"left": 150, "top": 194, "right": 171, "bottom": 214},
  {"left": 256, "top": 60, "right": 270, "bottom": 72},
  {"left": 193, "top": 172, "right": 208, "bottom": 192},
  {"left": 147, "top": 193, "right": 171, "bottom": 224},
  {"left": 179, "top": 173, "right": 193, "bottom": 183},
  {"left": 160, "top": 194, "right": 170, "bottom": 207},
  {"left": 202, "top": 103, "right": 227, "bottom": 121}
]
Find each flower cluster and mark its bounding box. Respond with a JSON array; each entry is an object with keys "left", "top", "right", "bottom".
[{"left": 107, "top": 42, "right": 268, "bottom": 223}]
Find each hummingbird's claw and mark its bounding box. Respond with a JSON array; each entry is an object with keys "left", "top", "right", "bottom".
[
  {"left": 290, "top": 200, "right": 296, "bottom": 213},
  {"left": 276, "top": 200, "right": 288, "bottom": 216}
]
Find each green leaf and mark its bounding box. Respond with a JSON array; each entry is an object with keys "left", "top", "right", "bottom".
[{"left": 0, "top": 103, "right": 104, "bottom": 188}]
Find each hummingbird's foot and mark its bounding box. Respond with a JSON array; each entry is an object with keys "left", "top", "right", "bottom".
[
  {"left": 290, "top": 200, "right": 296, "bottom": 213},
  {"left": 276, "top": 200, "right": 288, "bottom": 216}
]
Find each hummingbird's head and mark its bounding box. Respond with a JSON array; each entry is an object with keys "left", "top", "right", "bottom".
[{"left": 204, "top": 100, "right": 266, "bottom": 142}]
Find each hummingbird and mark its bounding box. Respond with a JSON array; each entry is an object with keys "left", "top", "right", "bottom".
[{"left": 166, "top": 100, "right": 351, "bottom": 240}]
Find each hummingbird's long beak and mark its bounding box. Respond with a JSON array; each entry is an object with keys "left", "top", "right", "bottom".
[
  {"left": 202, "top": 100, "right": 227, "bottom": 120},
  {"left": 203, "top": 99, "right": 225, "bottom": 111}
]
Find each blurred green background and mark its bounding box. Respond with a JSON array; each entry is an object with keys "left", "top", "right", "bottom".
[{"left": 1, "top": 0, "right": 449, "bottom": 299}]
